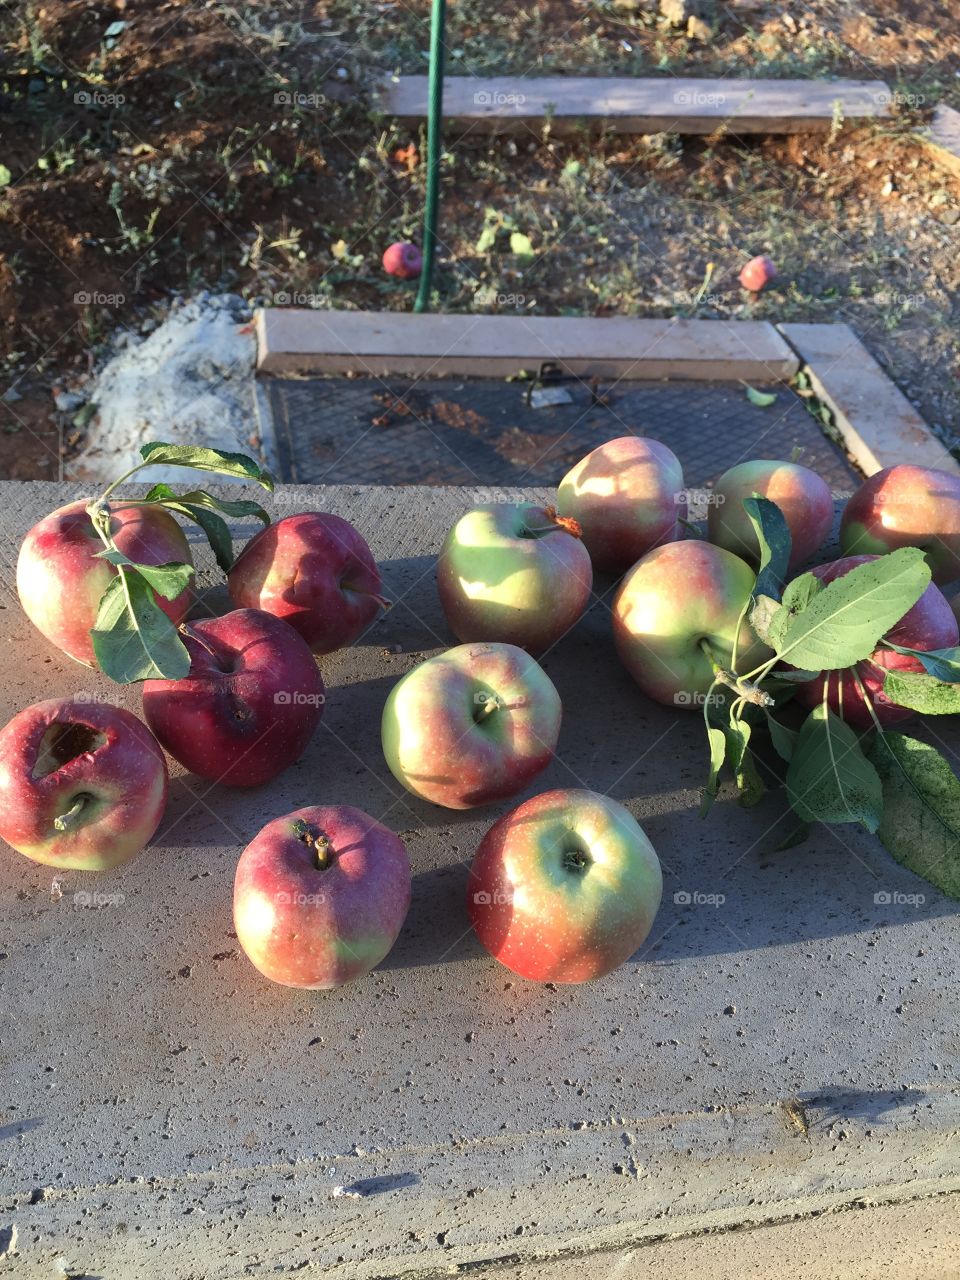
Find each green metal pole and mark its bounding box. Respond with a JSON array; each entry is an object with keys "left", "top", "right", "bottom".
[{"left": 413, "top": 0, "right": 446, "bottom": 313}]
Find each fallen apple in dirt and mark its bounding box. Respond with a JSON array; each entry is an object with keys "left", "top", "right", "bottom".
[
  {"left": 708, "top": 459, "right": 833, "bottom": 572},
  {"left": 142, "top": 609, "right": 324, "bottom": 787},
  {"left": 437, "top": 502, "right": 592, "bottom": 652},
  {"left": 0, "top": 697, "right": 168, "bottom": 871},
  {"left": 17, "top": 500, "right": 194, "bottom": 668},
  {"left": 233, "top": 804, "right": 411, "bottom": 988},
  {"left": 382, "top": 241, "right": 423, "bottom": 279},
  {"left": 229, "top": 512, "right": 386, "bottom": 655},
  {"left": 613, "top": 540, "right": 770, "bottom": 707},
  {"left": 840, "top": 463, "right": 960, "bottom": 585},
  {"left": 789, "top": 555, "right": 960, "bottom": 727},
  {"left": 467, "top": 788, "right": 662, "bottom": 982},
  {"left": 739, "top": 255, "right": 777, "bottom": 292},
  {"left": 557, "top": 436, "right": 685, "bottom": 574},
  {"left": 381, "top": 641, "right": 561, "bottom": 809}
]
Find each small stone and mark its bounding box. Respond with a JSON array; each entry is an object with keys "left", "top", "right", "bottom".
[{"left": 724, "top": 1004, "right": 736, "bottom": 1015}]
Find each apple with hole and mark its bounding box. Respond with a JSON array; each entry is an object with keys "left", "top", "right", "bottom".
[
  {"left": 789, "top": 555, "right": 959, "bottom": 728},
  {"left": 739, "top": 255, "right": 777, "bottom": 292},
  {"left": 229, "top": 512, "right": 386, "bottom": 655},
  {"left": 467, "top": 788, "right": 662, "bottom": 983},
  {"left": 557, "top": 436, "right": 685, "bottom": 575},
  {"left": 613, "top": 540, "right": 771, "bottom": 707},
  {"left": 382, "top": 241, "right": 422, "bottom": 279},
  {"left": 234, "top": 805, "right": 411, "bottom": 989},
  {"left": 840, "top": 464, "right": 960, "bottom": 585},
  {"left": 142, "top": 609, "right": 324, "bottom": 787},
  {"left": 437, "top": 502, "right": 592, "bottom": 652},
  {"left": 0, "top": 697, "right": 168, "bottom": 871},
  {"left": 17, "top": 501, "right": 194, "bottom": 668},
  {"left": 708, "top": 459, "right": 833, "bottom": 572},
  {"left": 382, "top": 641, "right": 561, "bottom": 809}
]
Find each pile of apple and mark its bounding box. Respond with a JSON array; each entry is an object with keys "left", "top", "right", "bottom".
[{"left": 4, "top": 439, "right": 960, "bottom": 993}]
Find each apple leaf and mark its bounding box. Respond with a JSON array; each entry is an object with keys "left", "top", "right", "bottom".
[
  {"left": 765, "top": 713, "right": 799, "bottom": 763},
  {"left": 95, "top": 549, "right": 194, "bottom": 601},
  {"left": 750, "top": 593, "right": 780, "bottom": 645},
  {"left": 743, "top": 495, "right": 792, "bottom": 601},
  {"left": 744, "top": 385, "right": 777, "bottom": 408},
  {"left": 138, "top": 443, "right": 275, "bottom": 490},
  {"left": 767, "top": 572, "right": 822, "bottom": 651},
  {"left": 91, "top": 570, "right": 191, "bottom": 683},
  {"left": 700, "top": 725, "right": 728, "bottom": 816},
  {"left": 869, "top": 733, "right": 960, "bottom": 899},
  {"left": 724, "top": 716, "right": 765, "bottom": 806},
  {"left": 785, "top": 704, "right": 883, "bottom": 831},
  {"left": 775, "top": 549, "right": 931, "bottom": 671},
  {"left": 141, "top": 483, "right": 270, "bottom": 574},
  {"left": 881, "top": 669, "right": 960, "bottom": 715},
  {"left": 882, "top": 642, "right": 960, "bottom": 683}
]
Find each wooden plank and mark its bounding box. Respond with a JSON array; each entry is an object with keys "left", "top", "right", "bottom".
[
  {"left": 779, "top": 322, "right": 959, "bottom": 475},
  {"left": 375, "top": 75, "right": 892, "bottom": 135},
  {"left": 925, "top": 103, "right": 960, "bottom": 180},
  {"left": 256, "top": 310, "right": 800, "bottom": 382}
]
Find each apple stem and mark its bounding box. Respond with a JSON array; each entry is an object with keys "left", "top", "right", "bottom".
[
  {"left": 523, "top": 506, "right": 583, "bottom": 539},
  {"left": 344, "top": 585, "right": 391, "bottom": 611},
  {"left": 178, "top": 623, "right": 221, "bottom": 665},
  {"left": 54, "top": 794, "right": 91, "bottom": 833},
  {"left": 477, "top": 696, "right": 501, "bottom": 720},
  {"left": 699, "top": 638, "right": 773, "bottom": 707},
  {"left": 292, "top": 819, "right": 334, "bottom": 870}
]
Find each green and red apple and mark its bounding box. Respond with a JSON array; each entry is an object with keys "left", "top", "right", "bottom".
[
  {"left": 708, "top": 459, "right": 833, "bottom": 571},
  {"left": 840, "top": 464, "right": 960, "bottom": 585},
  {"left": 437, "top": 502, "right": 592, "bottom": 652},
  {"left": 467, "top": 788, "right": 662, "bottom": 982}
]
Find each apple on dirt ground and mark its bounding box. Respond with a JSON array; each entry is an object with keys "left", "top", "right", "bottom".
[
  {"left": 739, "top": 255, "right": 777, "bottom": 292},
  {"left": 17, "top": 501, "right": 194, "bottom": 668},
  {"left": 437, "top": 501, "right": 592, "bottom": 652},
  {"left": 840, "top": 464, "right": 960, "bottom": 585},
  {"left": 229, "top": 512, "right": 386, "bottom": 655},
  {"left": 467, "top": 788, "right": 662, "bottom": 983},
  {"left": 0, "top": 697, "right": 168, "bottom": 871},
  {"left": 142, "top": 609, "right": 324, "bottom": 787},
  {"left": 789, "top": 555, "right": 960, "bottom": 728},
  {"left": 233, "top": 805, "right": 411, "bottom": 989},
  {"left": 382, "top": 242, "right": 423, "bottom": 279},
  {"left": 613, "top": 540, "right": 771, "bottom": 707},
  {"left": 381, "top": 641, "right": 562, "bottom": 809},
  {"left": 556, "top": 436, "right": 686, "bottom": 575},
  {"left": 708, "top": 459, "right": 833, "bottom": 572}
]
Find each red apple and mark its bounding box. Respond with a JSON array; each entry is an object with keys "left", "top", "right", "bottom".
[
  {"left": 233, "top": 804, "right": 411, "bottom": 989},
  {"left": 708, "top": 459, "right": 833, "bottom": 572},
  {"left": 382, "top": 241, "right": 422, "bottom": 279},
  {"left": 437, "top": 502, "right": 592, "bottom": 652},
  {"left": 381, "top": 641, "right": 561, "bottom": 809},
  {"left": 613, "top": 540, "right": 771, "bottom": 707},
  {"left": 228, "top": 512, "right": 385, "bottom": 655},
  {"left": 840, "top": 464, "right": 960, "bottom": 585},
  {"left": 556, "top": 436, "right": 685, "bottom": 575},
  {"left": 739, "top": 255, "right": 777, "bottom": 292},
  {"left": 142, "top": 609, "right": 324, "bottom": 787},
  {"left": 0, "top": 697, "right": 168, "bottom": 871},
  {"left": 790, "top": 555, "right": 960, "bottom": 728},
  {"left": 17, "top": 500, "right": 194, "bottom": 668},
  {"left": 467, "top": 788, "right": 662, "bottom": 983}
]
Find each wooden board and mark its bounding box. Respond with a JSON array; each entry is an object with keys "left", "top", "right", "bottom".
[
  {"left": 779, "top": 323, "right": 959, "bottom": 476},
  {"left": 256, "top": 310, "right": 800, "bottom": 382},
  {"left": 925, "top": 103, "right": 960, "bottom": 180},
  {"left": 376, "top": 75, "right": 892, "bottom": 135}
]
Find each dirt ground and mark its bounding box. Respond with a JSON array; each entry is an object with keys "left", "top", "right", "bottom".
[{"left": 1, "top": 0, "right": 959, "bottom": 479}]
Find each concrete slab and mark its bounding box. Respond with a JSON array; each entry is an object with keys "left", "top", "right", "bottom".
[{"left": 1, "top": 481, "right": 959, "bottom": 1279}]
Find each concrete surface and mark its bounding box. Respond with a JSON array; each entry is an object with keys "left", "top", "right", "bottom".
[{"left": 1, "top": 482, "right": 959, "bottom": 1279}]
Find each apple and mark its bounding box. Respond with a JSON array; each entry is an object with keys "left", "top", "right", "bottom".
[
  {"left": 382, "top": 242, "right": 422, "bottom": 279},
  {"left": 613, "top": 540, "right": 771, "bottom": 707},
  {"left": 790, "top": 555, "right": 960, "bottom": 728},
  {"left": 381, "top": 641, "right": 561, "bottom": 809},
  {"left": 437, "top": 502, "right": 592, "bottom": 653},
  {"left": 228, "top": 512, "right": 386, "bottom": 655},
  {"left": 142, "top": 609, "right": 324, "bottom": 787},
  {"left": 467, "top": 788, "right": 662, "bottom": 983},
  {"left": 840, "top": 464, "right": 960, "bottom": 586},
  {"left": 739, "top": 255, "right": 777, "bottom": 292},
  {"left": 17, "top": 500, "right": 194, "bottom": 668},
  {"left": 234, "top": 805, "right": 411, "bottom": 989},
  {"left": 708, "top": 459, "right": 833, "bottom": 571},
  {"left": 556, "top": 436, "right": 685, "bottom": 574},
  {"left": 0, "top": 697, "right": 168, "bottom": 871}
]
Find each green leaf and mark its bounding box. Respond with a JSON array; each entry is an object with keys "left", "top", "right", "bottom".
[
  {"left": 138, "top": 443, "right": 275, "bottom": 490},
  {"left": 723, "top": 717, "right": 764, "bottom": 806},
  {"left": 765, "top": 713, "right": 799, "bottom": 763},
  {"left": 744, "top": 384, "right": 777, "bottom": 407},
  {"left": 767, "top": 573, "right": 822, "bottom": 651},
  {"left": 95, "top": 549, "right": 194, "bottom": 601},
  {"left": 743, "top": 495, "right": 792, "bottom": 601},
  {"left": 786, "top": 704, "right": 883, "bottom": 831},
  {"left": 476, "top": 225, "right": 498, "bottom": 253},
  {"left": 883, "top": 642, "right": 960, "bottom": 683},
  {"left": 765, "top": 667, "right": 821, "bottom": 684},
  {"left": 750, "top": 593, "right": 781, "bottom": 645},
  {"left": 0, "top": 165, "right": 11, "bottom": 189},
  {"left": 509, "top": 231, "right": 534, "bottom": 259},
  {"left": 700, "top": 725, "right": 728, "bottom": 816},
  {"left": 144, "top": 484, "right": 271, "bottom": 526},
  {"left": 870, "top": 733, "right": 960, "bottom": 899},
  {"left": 882, "top": 669, "right": 960, "bottom": 715},
  {"left": 775, "top": 549, "right": 931, "bottom": 671},
  {"left": 90, "top": 570, "right": 191, "bottom": 683}
]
